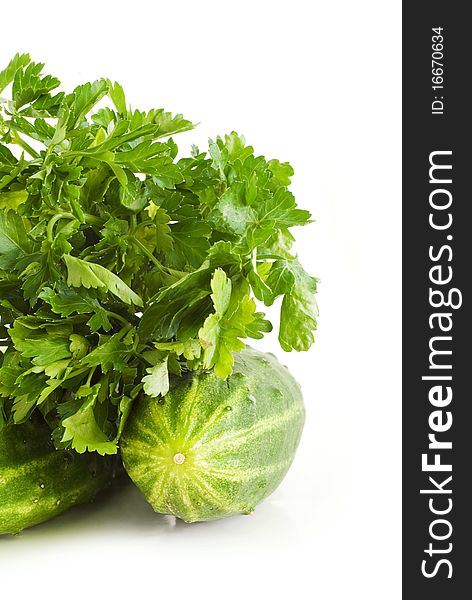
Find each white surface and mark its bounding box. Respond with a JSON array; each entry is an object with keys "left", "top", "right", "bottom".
[{"left": 0, "top": 1, "right": 401, "bottom": 598}]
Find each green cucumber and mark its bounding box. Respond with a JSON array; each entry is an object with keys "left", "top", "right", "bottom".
[
  {"left": 121, "top": 346, "right": 305, "bottom": 522},
  {"left": 0, "top": 418, "right": 116, "bottom": 535}
]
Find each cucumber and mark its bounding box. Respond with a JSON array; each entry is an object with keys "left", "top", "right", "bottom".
[
  {"left": 121, "top": 346, "right": 305, "bottom": 522},
  {"left": 0, "top": 418, "right": 116, "bottom": 535}
]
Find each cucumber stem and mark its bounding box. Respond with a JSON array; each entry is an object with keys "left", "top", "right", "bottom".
[{"left": 173, "top": 453, "right": 186, "bottom": 465}]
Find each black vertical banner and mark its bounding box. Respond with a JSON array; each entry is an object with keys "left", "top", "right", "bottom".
[{"left": 403, "top": 3, "right": 471, "bottom": 597}]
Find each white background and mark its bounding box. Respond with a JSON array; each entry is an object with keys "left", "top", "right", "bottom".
[{"left": 1, "top": 1, "right": 401, "bottom": 598}]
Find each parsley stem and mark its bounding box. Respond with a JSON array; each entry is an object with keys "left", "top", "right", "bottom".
[
  {"left": 131, "top": 237, "right": 182, "bottom": 277},
  {"left": 12, "top": 134, "right": 40, "bottom": 159},
  {"left": 86, "top": 366, "right": 97, "bottom": 387},
  {"left": 47, "top": 212, "right": 75, "bottom": 242},
  {"left": 84, "top": 213, "right": 104, "bottom": 226},
  {"left": 106, "top": 311, "right": 129, "bottom": 326},
  {"left": 47, "top": 211, "right": 103, "bottom": 227},
  {"left": 63, "top": 366, "right": 90, "bottom": 382},
  {"left": 251, "top": 249, "right": 257, "bottom": 273}
]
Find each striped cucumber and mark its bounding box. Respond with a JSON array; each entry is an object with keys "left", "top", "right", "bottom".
[
  {"left": 121, "top": 346, "right": 305, "bottom": 522},
  {"left": 0, "top": 418, "right": 116, "bottom": 535}
]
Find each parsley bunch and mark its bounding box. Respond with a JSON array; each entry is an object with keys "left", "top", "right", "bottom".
[{"left": 0, "top": 54, "right": 318, "bottom": 455}]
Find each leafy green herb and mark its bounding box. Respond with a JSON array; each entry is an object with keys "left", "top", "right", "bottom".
[
  {"left": 142, "top": 358, "right": 170, "bottom": 398},
  {"left": 0, "top": 55, "right": 318, "bottom": 454}
]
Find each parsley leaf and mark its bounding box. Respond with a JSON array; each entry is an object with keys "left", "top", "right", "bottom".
[
  {"left": 81, "top": 330, "right": 134, "bottom": 374},
  {"left": 199, "top": 269, "right": 272, "bottom": 378},
  {"left": 61, "top": 385, "right": 118, "bottom": 455},
  {"left": 63, "top": 254, "right": 144, "bottom": 307},
  {"left": 277, "top": 259, "right": 319, "bottom": 351},
  {"left": 142, "top": 358, "right": 169, "bottom": 398},
  {"left": 39, "top": 285, "right": 112, "bottom": 333},
  {"left": 0, "top": 211, "right": 31, "bottom": 268},
  {"left": 0, "top": 53, "right": 31, "bottom": 94}
]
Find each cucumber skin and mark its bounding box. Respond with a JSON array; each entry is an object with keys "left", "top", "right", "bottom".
[
  {"left": 0, "top": 419, "right": 116, "bottom": 535},
  {"left": 121, "top": 347, "right": 305, "bottom": 523}
]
